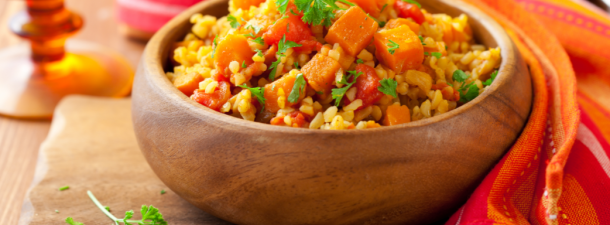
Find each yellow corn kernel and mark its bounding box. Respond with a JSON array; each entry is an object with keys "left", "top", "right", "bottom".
[
  {"left": 324, "top": 106, "right": 338, "bottom": 122},
  {"left": 313, "top": 101, "right": 323, "bottom": 111},
  {"left": 335, "top": 68, "right": 344, "bottom": 87},
  {"left": 357, "top": 49, "right": 374, "bottom": 61},
  {"left": 421, "top": 100, "right": 432, "bottom": 118},
  {"left": 284, "top": 115, "right": 292, "bottom": 126},
  {"left": 205, "top": 81, "right": 219, "bottom": 94},
  {"left": 300, "top": 105, "right": 315, "bottom": 116},
  {"left": 366, "top": 120, "right": 381, "bottom": 128},
  {"left": 397, "top": 82, "right": 409, "bottom": 95},
  {"left": 338, "top": 110, "right": 354, "bottom": 122},
  {"left": 395, "top": 74, "right": 405, "bottom": 84},
  {"left": 354, "top": 105, "right": 373, "bottom": 122},
  {"left": 344, "top": 99, "right": 363, "bottom": 111},
  {"left": 372, "top": 105, "right": 382, "bottom": 121},
  {"left": 278, "top": 88, "right": 286, "bottom": 109},
  {"left": 199, "top": 78, "right": 214, "bottom": 90},
  {"left": 356, "top": 121, "right": 367, "bottom": 129},
  {"left": 302, "top": 97, "right": 313, "bottom": 105},
  {"left": 253, "top": 54, "right": 265, "bottom": 62},
  {"left": 234, "top": 73, "right": 246, "bottom": 86},
  {"left": 220, "top": 102, "right": 232, "bottom": 113},
  {"left": 229, "top": 61, "right": 241, "bottom": 74},
  {"left": 431, "top": 90, "right": 443, "bottom": 110},
  {"left": 309, "top": 112, "right": 325, "bottom": 129},
  {"left": 328, "top": 49, "right": 341, "bottom": 62},
  {"left": 330, "top": 115, "right": 345, "bottom": 130},
  {"left": 437, "top": 100, "right": 449, "bottom": 114},
  {"left": 346, "top": 87, "right": 357, "bottom": 101}
]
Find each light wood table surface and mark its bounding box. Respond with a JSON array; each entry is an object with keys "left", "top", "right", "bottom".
[{"left": 0, "top": 1, "right": 145, "bottom": 224}]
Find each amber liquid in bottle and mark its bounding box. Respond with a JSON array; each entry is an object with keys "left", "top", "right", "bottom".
[{"left": 0, "top": 0, "right": 133, "bottom": 118}]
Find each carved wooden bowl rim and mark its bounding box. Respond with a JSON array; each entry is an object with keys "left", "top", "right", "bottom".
[{"left": 141, "top": 0, "right": 518, "bottom": 134}]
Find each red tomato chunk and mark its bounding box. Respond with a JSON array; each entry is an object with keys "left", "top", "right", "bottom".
[
  {"left": 345, "top": 64, "right": 384, "bottom": 109},
  {"left": 395, "top": 1, "right": 425, "bottom": 24},
  {"left": 191, "top": 81, "right": 231, "bottom": 111}
]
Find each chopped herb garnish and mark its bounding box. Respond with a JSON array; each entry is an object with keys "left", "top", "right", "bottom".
[
  {"left": 426, "top": 52, "right": 441, "bottom": 59},
  {"left": 253, "top": 37, "right": 265, "bottom": 45},
  {"left": 268, "top": 58, "right": 282, "bottom": 81},
  {"left": 380, "top": 4, "right": 388, "bottom": 13},
  {"left": 452, "top": 69, "right": 469, "bottom": 82},
  {"left": 238, "top": 84, "right": 266, "bottom": 110},
  {"left": 65, "top": 217, "right": 83, "bottom": 225},
  {"left": 316, "top": 91, "right": 324, "bottom": 95},
  {"left": 211, "top": 36, "right": 218, "bottom": 59},
  {"left": 65, "top": 191, "right": 167, "bottom": 225},
  {"left": 244, "top": 33, "right": 256, "bottom": 38},
  {"left": 356, "top": 59, "right": 364, "bottom": 64},
  {"left": 246, "top": 24, "right": 262, "bottom": 34},
  {"left": 293, "top": 61, "right": 300, "bottom": 69},
  {"left": 378, "top": 79, "right": 398, "bottom": 98},
  {"left": 387, "top": 40, "right": 399, "bottom": 55},
  {"left": 160, "top": 190, "right": 166, "bottom": 195},
  {"left": 288, "top": 73, "right": 306, "bottom": 103},
  {"left": 332, "top": 70, "right": 362, "bottom": 107},
  {"left": 445, "top": 45, "right": 448, "bottom": 50},
  {"left": 459, "top": 84, "right": 480, "bottom": 103},
  {"left": 289, "top": 0, "right": 354, "bottom": 26},
  {"left": 483, "top": 70, "right": 498, "bottom": 86},
  {"left": 277, "top": 34, "right": 302, "bottom": 54},
  {"left": 379, "top": 21, "right": 387, "bottom": 27},
  {"left": 227, "top": 15, "right": 241, "bottom": 29},
  {"left": 290, "top": 9, "right": 299, "bottom": 16},
  {"left": 255, "top": 49, "right": 264, "bottom": 57},
  {"left": 402, "top": 0, "right": 421, "bottom": 8},
  {"left": 105, "top": 206, "right": 111, "bottom": 212},
  {"left": 276, "top": 0, "right": 289, "bottom": 15},
  {"left": 418, "top": 35, "right": 426, "bottom": 46},
  {"left": 59, "top": 186, "right": 70, "bottom": 191},
  {"left": 242, "top": 61, "right": 247, "bottom": 68}
]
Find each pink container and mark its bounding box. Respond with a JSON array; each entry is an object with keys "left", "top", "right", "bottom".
[{"left": 117, "top": 0, "right": 203, "bottom": 40}]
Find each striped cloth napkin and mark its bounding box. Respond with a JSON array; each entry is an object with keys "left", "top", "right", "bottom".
[
  {"left": 447, "top": 0, "right": 610, "bottom": 224},
  {"left": 117, "top": 0, "right": 202, "bottom": 33}
]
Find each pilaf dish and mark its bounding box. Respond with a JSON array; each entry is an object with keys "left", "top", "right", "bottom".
[{"left": 166, "top": 0, "right": 501, "bottom": 129}]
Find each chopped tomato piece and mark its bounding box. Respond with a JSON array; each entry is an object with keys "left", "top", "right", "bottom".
[
  {"left": 270, "top": 111, "right": 310, "bottom": 128},
  {"left": 382, "top": 105, "right": 411, "bottom": 126},
  {"left": 263, "top": 15, "right": 317, "bottom": 52},
  {"left": 191, "top": 81, "right": 231, "bottom": 111},
  {"left": 295, "top": 39, "right": 323, "bottom": 54},
  {"left": 325, "top": 6, "right": 378, "bottom": 56},
  {"left": 345, "top": 64, "right": 384, "bottom": 109},
  {"left": 395, "top": 1, "right": 425, "bottom": 24}
]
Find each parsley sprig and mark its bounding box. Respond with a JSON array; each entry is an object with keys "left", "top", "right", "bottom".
[
  {"left": 269, "top": 34, "right": 302, "bottom": 81},
  {"left": 483, "top": 70, "right": 498, "bottom": 86},
  {"left": 227, "top": 15, "right": 241, "bottom": 28},
  {"left": 387, "top": 40, "right": 399, "bottom": 55},
  {"left": 211, "top": 36, "right": 218, "bottom": 59},
  {"left": 277, "top": 0, "right": 354, "bottom": 26},
  {"left": 452, "top": 70, "right": 480, "bottom": 103},
  {"left": 288, "top": 73, "right": 307, "bottom": 103},
  {"left": 378, "top": 79, "right": 398, "bottom": 98},
  {"left": 66, "top": 191, "right": 167, "bottom": 225},
  {"left": 424, "top": 52, "right": 442, "bottom": 59},
  {"left": 238, "top": 84, "right": 266, "bottom": 111},
  {"left": 332, "top": 70, "right": 362, "bottom": 107},
  {"left": 402, "top": 0, "right": 421, "bottom": 8}
]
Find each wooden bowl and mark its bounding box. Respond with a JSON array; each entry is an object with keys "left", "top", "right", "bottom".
[{"left": 132, "top": 0, "right": 532, "bottom": 224}]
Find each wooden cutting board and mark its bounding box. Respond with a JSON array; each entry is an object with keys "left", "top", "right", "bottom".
[{"left": 18, "top": 96, "right": 233, "bottom": 225}]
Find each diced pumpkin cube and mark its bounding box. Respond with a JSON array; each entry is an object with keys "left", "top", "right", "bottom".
[
  {"left": 214, "top": 33, "right": 255, "bottom": 75},
  {"left": 374, "top": 25, "right": 424, "bottom": 73},
  {"left": 264, "top": 72, "right": 306, "bottom": 113},
  {"left": 347, "top": 0, "right": 378, "bottom": 17},
  {"left": 382, "top": 104, "right": 411, "bottom": 126},
  {"left": 325, "top": 6, "right": 378, "bottom": 56},
  {"left": 174, "top": 72, "right": 204, "bottom": 95},
  {"left": 231, "top": 0, "right": 266, "bottom": 10},
  {"left": 384, "top": 18, "right": 420, "bottom": 34},
  {"left": 301, "top": 54, "right": 341, "bottom": 97}
]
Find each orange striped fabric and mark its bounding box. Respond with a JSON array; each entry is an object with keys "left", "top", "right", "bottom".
[{"left": 446, "top": 0, "right": 610, "bottom": 224}]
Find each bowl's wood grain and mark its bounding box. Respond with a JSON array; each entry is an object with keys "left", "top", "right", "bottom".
[{"left": 132, "top": 0, "right": 532, "bottom": 224}]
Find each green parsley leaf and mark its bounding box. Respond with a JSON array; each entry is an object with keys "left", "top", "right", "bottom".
[
  {"left": 68, "top": 191, "right": 169, "bottom": 225},
  {"left": 255, "top": 49, "right": 264, "bottom": 57},
  {"left": 387, "top": 40, "right": 399, "bottom": 55},
  {"left": 294, "top": 0, "right": 337, "bottom": 26},
  {"left": 277, "top": 34, "right": 302, "bottom": 54},
  {"left": 268, "top": 58, "right": 282, "bottom": 81},
  {"left": 246, "top": 25, "right": 262, "bottom": 34},
  {"left": 402, "top": 0, "right": 421, "bottom": 8},
  {"left": 105, "top": 206, "right": 111, "bottom": 211},
  {"left": 227, "top": 15, "right": 241, "bottom": 29},
  {"left": 242, "top": 61, "right": 247, "bottom": 68},
  {"left": 331, "top": 70, "right": 362, "bottom": 107},
  {"left": 316, "top": 91, "right": 324, "bottom": 95},
  {"left": 160, "top": 190, "right": 166, "bottom": 195},
  {"left": 380, "top": 4, "right": 388, "bottom": 13},
  {"left": 211, "top": 36, "right": 218, "bottom": 59},
  {"left": 483, "top": 70, "right": 498, "bottom": 86},
  {"left": 253, "top": 37, "right": 265, "bottom": 45},
  {"left": 65, "top": 217, "right": 84, "bottom": 225},
  {"left": 418, "top": 35, "right": 426, "bottom": 46},
  {"left": 244, "top": 33, "right": 256, "bottom": 38},
  {"left": 288, "top": 73, "right": 306, "bottom": 103},
  {"left": 238, "top": 84, "right": 266, "bottom": 110},
  {"left": 290, "top": 9, "right": 299, "bottom": 16},
  {"left": 378, "top": 79, "right": 398, "bottom": 98},
  {"left": 294, "top": 62, "right": 300, "bottom": 69},
  {"left": 459, "top": 84, "right": 480, "bottom": 103},
  {"left": 59, "top": 186, "right": 69, "bottom": 191},
  {"left": 276, "top": 0, "right": 289, "bottom": 14},
  {"left": 429, "top": 52, "right": 442, "bottom": 59},
  {"left": 452, "top": 69, "right": 469, "bottom": 83},
  {"left": 356, "top": 59, "right": 364, "bottom": 64}
]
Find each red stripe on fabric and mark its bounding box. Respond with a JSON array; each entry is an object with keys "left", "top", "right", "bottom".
[
  {"left": 118, "top": 5, "right": 175, "bottom": 32},
  {"left": 514, "top": 0, "right": 610, "bottom": 38}
]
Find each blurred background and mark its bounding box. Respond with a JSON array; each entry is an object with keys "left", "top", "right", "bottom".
[{"left": 0, "top": 0, "right": 608, "bottom": 224}]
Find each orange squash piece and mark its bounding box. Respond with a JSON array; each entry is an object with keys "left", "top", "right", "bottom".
[
  {"left": 214, "top": 34, "right": 255, "bottom": 75},
  {"left": 373, "top": 25, "right": 424, "bottom": 73},
  {"left": 264, "top": 72, "right": 306, "bottom": 113},
  {"left": 384, "top": 18, "right": 420, "bottom": 34},
  {"left": 382, "top": 105, "right": 411, "bottom": 126},
  {"left": 174, "top": 72, "right": 203, "bottom": 96},
  {"left": 325, "top": 6, "right": 378, "bottom": 56},
  {"left": 301, "top": 54, "right": 341, "bottom": 97},
  {"left": 232, "top": 0, "right": 266, "bottom": 10}
]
